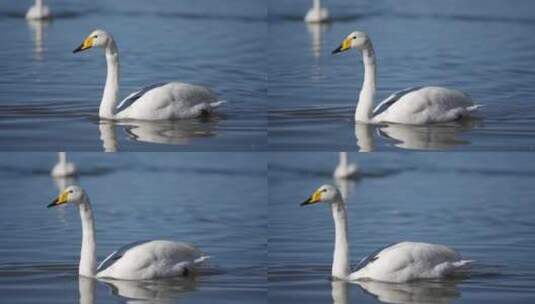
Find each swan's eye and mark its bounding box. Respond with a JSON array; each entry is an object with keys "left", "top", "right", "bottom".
[
  {"left": 321, "top": 189, "right": 327, "bottom": 193},
  {"left": 353, "top": 36, "right": 357, "bottom": 40},
  {"left": 69, "top": 190, "right": 73, "bottom": 193},
  {"left": 93, "top": 35, "right": 98, "bottom": 39}
]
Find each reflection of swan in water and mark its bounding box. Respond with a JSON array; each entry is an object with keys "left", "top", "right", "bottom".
[
  {"left": 377, "top": 121, "right": 476, "bottom": 150},
  {"left": 306, "top": 23, "right": 329, "bottom": 59},
  {"left": 354, "top": 123, "right": 375, "bottom": 152},
  {"left": 79, "top": 277, "right": 96, "bottom": 304},
  {"left": 102, "top": 277, "right": 197, "bottom": 303},
  {"left": 354, "top": 279, "right": 461, "bottom": 304},
  {"left": 354, "top": 121, "right": 476, "bottom": 151},
  {"left": 79, "top": 276, "right": 197, "bottom": 304},
  {"left": 99, "top": 121, "right": 119, "bottom": 152},
  {"left": 98, "top": 119, "right": 218, "bottom": 151},
  {"left": 331, "top": 280, "right": 348, "bottom": 304},
  {"left": 27, "top": 19, "right": 49, "bottom": 61}
]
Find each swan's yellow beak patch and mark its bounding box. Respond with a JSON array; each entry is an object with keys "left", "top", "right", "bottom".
[
  {"left": 47, "top": 190, "right": 69, "bottom": 208},
  {"left": 73, "top": 36, "right": 94, "bottom": 53},
  {"left": 332, "top": 38, "right": 352, "bottom": 54},
  {"left": 301, "top": 190, "right": 322, "bottom": 206}
]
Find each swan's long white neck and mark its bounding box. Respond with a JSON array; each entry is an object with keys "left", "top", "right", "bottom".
[
  {"left": 100, "top": 40, "right": 120, "bottom": 119},
  {"left": 313, "top": 0, "right": 321, "bottom": 10},
  {"left": 355, "top": 42, "right": 377, "bottom": 122},
  {"left": 339, "top": 152, "right": 348, "bottom": 167},
  {"left": 58, "top": 152, "right": 67, "bottom": 165},
  {"left": 78, "top": 197, "right": 97, "bottom": 278},
  {"left": 330, "top": 199, "right": 350, "bottom": 279},
  {"left": 35, "top": 0, "right": 43, "bottom": 9}
]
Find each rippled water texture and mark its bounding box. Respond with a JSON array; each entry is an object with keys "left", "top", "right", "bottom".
[
  {"left": 0, "top": 153, "right": 266, "bottom": 303},
  {"left": 0, "top": 0, "right": 266, "bottom": 150},
  {"left": 268, "top": 0, "right": 535, "bottom": 151},
  {"left": 269, "top": 152, "right": 535, "bottom": 303}
]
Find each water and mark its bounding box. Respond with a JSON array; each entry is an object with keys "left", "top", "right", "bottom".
[
  {"left": 269, "top": 152, "right": 535, "bottom": 303},
  {"left": 268, "top": 0, "right": 535, "bottom": 151},
  {"left": 0, "top": 0, "right": 266, "bottom": 151},
  {"left": 0, "top": 153, "right": 266, "bottom": 303}
]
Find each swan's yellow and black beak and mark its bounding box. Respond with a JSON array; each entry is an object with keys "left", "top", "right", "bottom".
[
  {"left": 332, "top": 37, "right": 352, "bottom": 54},
  {"left": 47, "top": 190, "right": 69, "bottom": 208},
  {"left": 73, "top": 36, "right": 94, "bottom": 53},
  {"left": 301, "top": 189, "right": 322, "bottom": 206}
]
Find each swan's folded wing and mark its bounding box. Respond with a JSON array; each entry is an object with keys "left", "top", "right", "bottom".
[
  {"left": 97, "top": 240, "right": 152, "bottom": 272},
  {"left": 353, "top": 242, "right": 396, "bottom": 272},
  {"left": 372, "top": 87, "right": 423, "bottom": 117},
  {"left": 116, "top": 83, "right": 168, "bottom": 114}
]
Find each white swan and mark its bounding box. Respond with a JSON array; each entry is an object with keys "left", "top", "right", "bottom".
[
  {"left": 47, "top": 185, "right": 208, "bottom": 280},
  {"left": 333, "top": 152, "right": 359, "bottom": 179},
  {"left": 51, "top": 152, "right": 77, "bottom": 178},
  {"left": 26, "top": 0, "right": 51, "bottom": 20},
  {"left": 305, "top": 0, "right": 330, "bottom": 23},
  {"left": 301, "top": 184, "right": 472, "bottom": 283},
  {"left": 332, "top": 31, "right": 481, "bottom": 125},
  {"left": 73, "top": 29, "right": 224, "bottom": 120}
]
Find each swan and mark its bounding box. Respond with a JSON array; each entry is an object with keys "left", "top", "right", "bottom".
[
  {"left": 332, "top": 31, "right": 482, "bottom": 125},
  {"left": 300, "top": 184, "right": 472, "bottom": 283},
  {"left": 51, "top": 152, "right": 77, "bottom": 178},
  {"left": 333, "top": 152, "right": 359, "bottom": 179},
  {"left": 73, "top": 29, "right": 224, "bottom": 120},
  {"left": 26, "top": 0, "right": 51, "bottom": 20},
  {"left": 305, "top": 0, "right": 330, "bottom": 23},
  {"left": 47, "top": 185, "right": 208, "bottom": 280}
]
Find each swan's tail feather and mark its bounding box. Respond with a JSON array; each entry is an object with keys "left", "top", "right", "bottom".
[
  {"left": 452, "top": 259, "right": 474, "bottom": 269},
  {"left": 194, "top": 255, "right": 211, "bottom": 264},
  {"left": 210, "top": 100, "right": 226, "bottom": 108},
  {"left": 466, "top": 104, "right": 483, "bottom": 112}
]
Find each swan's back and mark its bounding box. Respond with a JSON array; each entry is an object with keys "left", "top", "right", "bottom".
[
  {"left": 349, "top": 241, "right": 468, "bottom": 282},
  {"left": 96, "top": 240, "right": 205, "bottom": 280},
  {"left": 373, "top": 87, "right": 476, "bottom": 124}
]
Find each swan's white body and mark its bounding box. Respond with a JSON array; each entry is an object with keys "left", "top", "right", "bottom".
[
  {"left": 26, "top": 0, "right": 51, "bottom": 20},
  {"left": 305, "top": 0, "right": 330, "bottom": 23},
  {"left": 73, "top": 29, "right": 223, "bottom": 120},
  {"left": 332, "top": 31, "right": 481, "bottom": 125},
  {"left": 48, "top": 186, "right": 208, "bottom": 280},
  {"left": 333, "top": 152, "right": 359, "bottom": 179},
  {"left": 51, "top": 152, "right": 77, "bottom": 178},
  {"left": 301, "top": 185, "right": 472, "bottom": 283}
]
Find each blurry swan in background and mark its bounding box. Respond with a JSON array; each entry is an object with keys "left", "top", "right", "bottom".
[
  {"left": 301, "top": 185, "right": 473, "bottom": 283},
  {"left": 26, "top": 0, "right": 51, "bottom": 20},
  {"left": 332, "top": 31, "right": 481, "bottom": 124},
  {"left": 333, "top": 152, "right": 359, "bottom": 180},
  {"left": 47, "top": 186, "right": 209, "bottom": 280},
  {"left": 51, "top": 152, "right": 77, "bottom": 178},
  {"left": 73, "top": 29, "right": 224, "bottom": 120},
  {"left": 305, "top": 0, "right": 330, "bottom": 23}
]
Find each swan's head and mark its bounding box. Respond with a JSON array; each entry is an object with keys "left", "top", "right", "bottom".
[
  {"left": 301, "top": 184, "right": 342, "bottom": 206},
  {"left": 332, "top": 31, "right": 370, "bottom": 54},
  {"left": 73, "top": 29, "right": 113, "bottom": 53},
  {"left": 47, "top": 185, "right": 87, "bottom": 208}
]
